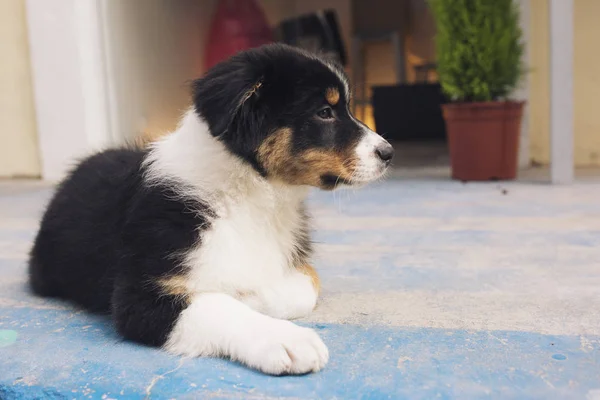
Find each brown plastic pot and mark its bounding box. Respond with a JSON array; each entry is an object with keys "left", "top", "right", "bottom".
[{"left": 442, "top": 101, "right": 524, "bottom": 181}]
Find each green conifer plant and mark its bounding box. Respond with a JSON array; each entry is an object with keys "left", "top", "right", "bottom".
[{"left": 429, "top": 0, "right": 525, "bottom": 102}]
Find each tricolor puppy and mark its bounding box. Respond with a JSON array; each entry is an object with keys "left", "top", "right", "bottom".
[{"left": 29, "top": 44, "right": 393, "bottom": 375}]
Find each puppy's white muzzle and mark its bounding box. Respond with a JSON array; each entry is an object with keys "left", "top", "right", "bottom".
[{"left": 352, "top": 128, "right": 394, "bottom": 183}]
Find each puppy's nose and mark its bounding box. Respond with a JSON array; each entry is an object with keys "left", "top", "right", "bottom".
[{"left": 375, "top": 143, "right": 394, "bottom": 163}]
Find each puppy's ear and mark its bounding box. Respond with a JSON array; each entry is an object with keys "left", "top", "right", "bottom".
[{"left": 192, "top": 56, "right": 267, "bottom": 174}]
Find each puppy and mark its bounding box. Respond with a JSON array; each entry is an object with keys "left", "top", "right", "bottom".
[{"left": 28, "top": 44, "right": 394, "bottom": 375}]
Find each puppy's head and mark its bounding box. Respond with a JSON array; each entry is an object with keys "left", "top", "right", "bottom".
[{"left": 193, "top": 44, "right": 393, "bottom": 190}]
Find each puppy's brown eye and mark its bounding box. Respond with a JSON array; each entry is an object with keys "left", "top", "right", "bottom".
[{"left": 317, "top": 107, "right": 334, "bottom": 120}]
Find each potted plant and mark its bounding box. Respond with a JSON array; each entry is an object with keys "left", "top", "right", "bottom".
[{"left": 429, "top": 0, "right": 525, "bottom": 181}]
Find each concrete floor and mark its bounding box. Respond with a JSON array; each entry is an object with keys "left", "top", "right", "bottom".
[{"left": 1, "top": 172, "right": 600, "bottom": 399}]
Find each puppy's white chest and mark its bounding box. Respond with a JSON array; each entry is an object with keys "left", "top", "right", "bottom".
[{"left": 185, "top": 196, "right": 303, "bottom": 293}]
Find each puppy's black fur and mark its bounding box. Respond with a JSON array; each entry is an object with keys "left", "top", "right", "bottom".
[{"left": 29, "top": 149, "right": 212, "bottom": 345}]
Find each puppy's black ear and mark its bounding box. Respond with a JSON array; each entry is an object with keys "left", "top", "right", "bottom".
[{"left": 192, "top": 53, "right": 267, "bottom": 174}]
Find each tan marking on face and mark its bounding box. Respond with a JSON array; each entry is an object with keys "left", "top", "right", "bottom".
[
  {"left": 157, "top": 275, "right": 191, "bottom": 304},
  {"left": 296, "top": 263, "right": 321, "bottom": 294},
  {"left": 257, "top": 128, "right": 294, "bottom": 175},
  {"left": 326, "top": 87, "right": 340, "bottom": 106},
  {"left": 257, "top": 128, "right": 359, "bottom": 189}
]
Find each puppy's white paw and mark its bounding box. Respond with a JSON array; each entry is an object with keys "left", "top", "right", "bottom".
[{"left": 240, "top": 319, "right": 329, "bottom": 375}]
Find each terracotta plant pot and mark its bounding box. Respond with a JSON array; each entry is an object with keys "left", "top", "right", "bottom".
[{"left": 442, "top": 101, "right": 524, "bottom": 181}]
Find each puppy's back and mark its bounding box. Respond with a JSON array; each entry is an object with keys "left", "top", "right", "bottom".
[{"left": 29, "top": 148, "right": 146, "bottom": 311}]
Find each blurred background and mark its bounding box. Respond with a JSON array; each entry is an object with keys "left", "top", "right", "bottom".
[
  {"left": 2, "top": 2, "right": 600, "bottom": 397},
  {"left": 0, "top": 0, "right": 596, "bottom": 182}
]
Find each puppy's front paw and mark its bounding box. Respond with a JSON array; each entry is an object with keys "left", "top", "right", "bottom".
[{"left": 241, "top": 319, "right": 329, "bottom": 375}]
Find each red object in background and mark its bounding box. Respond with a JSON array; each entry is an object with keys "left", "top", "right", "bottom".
[{"left": 204, "top": 0, "right": 273, "bottom": 70}]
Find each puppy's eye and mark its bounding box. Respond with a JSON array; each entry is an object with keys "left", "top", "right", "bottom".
[{"left": 317, "top": 107, "right": 334, "bottom": 120}]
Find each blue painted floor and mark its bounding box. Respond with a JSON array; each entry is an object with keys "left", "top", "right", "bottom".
[{"left": 1, "top": 176, "right": 600, "bottom": 399}]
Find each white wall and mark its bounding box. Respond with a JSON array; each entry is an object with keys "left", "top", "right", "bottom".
[
  {"left": 26, "top": 0, "right": 113, "bottom": 181},
  {"left": 0, "top": 0, "right": 40, "bottom": 178},
  {"left": 101, "top": 0, "right": 216, "bottom": 143},
  {"left": 26, "top": 0, "right": 217, "bottom": 180}
]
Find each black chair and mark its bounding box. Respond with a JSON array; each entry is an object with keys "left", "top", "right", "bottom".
[{"left": 274, "top": 9, "right": 347, "bottom": 67}]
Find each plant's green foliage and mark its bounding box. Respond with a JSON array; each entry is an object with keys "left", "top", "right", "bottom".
[{"left": 429, "top": 0, "right": 524, "bottom": 102}]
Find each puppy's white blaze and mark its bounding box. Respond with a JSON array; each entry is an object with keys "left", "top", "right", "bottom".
[
  {"left": 164, "top": 293, "right": 328, "bottom": 375},
  {"left": 354, "top": 128, "right": 391, "bottom": 182}
]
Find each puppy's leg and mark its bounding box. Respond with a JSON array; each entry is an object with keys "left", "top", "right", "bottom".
[
  {"left": 240, "top": 264, "right": 320, "bottom": 320},
  {"left": 165, "top": 293, "right": 329, "bottom": 375},
  {"left": 296, "top": 263, "right": 321, "bottom": 294},
  {"left": 111, "top": 279, "right": 188, "bottom": 347}
]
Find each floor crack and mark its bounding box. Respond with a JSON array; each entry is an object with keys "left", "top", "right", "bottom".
[{"left": 145, "top": 358, "right": 185, "bottom": 399}]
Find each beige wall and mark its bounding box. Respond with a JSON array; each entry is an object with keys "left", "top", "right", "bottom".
[
  {"left": 529, "top": 0, "right": 600, "bottom": 167},
  {"left": 528, "top": 0, "right": 550, "bottom": 165},
  {"left": 573, "top": 0, "right": 600, "bottom": 165},
  {"left": 0, "top": 0, "right": 40, "bottom": 178}
]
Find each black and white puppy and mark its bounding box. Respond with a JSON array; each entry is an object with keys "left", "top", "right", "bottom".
[{"left": 29, "top": 44, "right": 394, "bottom": 375}]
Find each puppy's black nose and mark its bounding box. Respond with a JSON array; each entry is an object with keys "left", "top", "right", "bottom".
[{"left": 375, "top": 143, "right": 394, "bottom": 163}]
